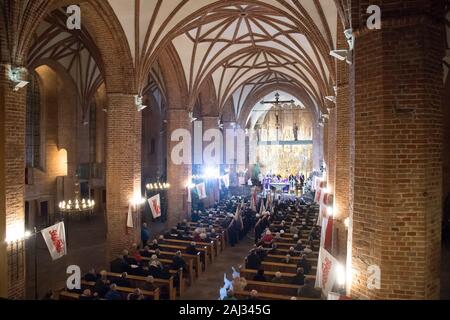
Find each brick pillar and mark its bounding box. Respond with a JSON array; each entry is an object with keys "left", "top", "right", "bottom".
[
  {"left": 106, "top": 94, "right": 142, "bottom": 258},
  {"left": 349, "top": 1, "right": 444, "bottom": 299},
  {"left": 326, "top": 108, "right": 337, "bottom": 194},
  {"left": 333, "top": 25, "right": 352, "bottom": 262},
  {"left": 166, "top": 109, "right": 192, "bottom": 228},
  {"left": 202, "top": 116, "right": 221, "bottom": 206},
  {"left": 0, "top": 64, "right": 26, "bottom": 299}
]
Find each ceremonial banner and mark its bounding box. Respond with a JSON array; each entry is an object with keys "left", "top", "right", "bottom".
[
  {"left": 235, "top": 204, "right": 244, "bottom": 231},
  {"left": 148, "top": 194, "right": 162, "bottom": 219},
  {"left": 266, "top": 192, "right": 272, "bottom": 210},
  {"left": 187, "top": 187, "right": 192, "bottom": 203},
  {"left": 315, "top": 248, "right": 338, "bottom": 296},
  {"left": 222, "top": 174, "right": 230, "bottom": 188},
  {"left": 41, "top": 222, "right": 67, "bottom": 261},
  {"left": 196, "top": 182, "right": 207, "bottom": 200},
  {"left": 259, "top": 198, "right": 266, "bottom": 214},
  {"left": 127, "top": 204, "right": 134, "bottom": 229},
  {"left": 319, "top": 216, "right": 334, "bottom": 251}
]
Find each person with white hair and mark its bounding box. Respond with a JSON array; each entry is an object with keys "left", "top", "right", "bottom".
[
  {"left": 290, "top": 222, "right": 300, "bottom": 235},
  {"left": 271, "top": 271, "right": 284, "bottom": 284},
  {"left": 143, "top": 276, "right": 157, "bottom": 292},
  {"left": 248, "top": 289, "right": 259, "bottom": 300},
  {"left": 172, "top": 250, "right": 187, "bottom": 271},
  {"left": 127, "top": 288, "right": 144, "bottom": 300}
]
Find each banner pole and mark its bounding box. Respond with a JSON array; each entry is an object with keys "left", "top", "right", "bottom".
[{"left": 34, "top": 227, "right": 38, "bottom": 300}]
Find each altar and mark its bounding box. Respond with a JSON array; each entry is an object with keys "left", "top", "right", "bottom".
[{"left": 270, "top": 182, "right": 290, "bottom": 192}]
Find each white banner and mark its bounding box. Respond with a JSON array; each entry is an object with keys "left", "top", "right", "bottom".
[
  {"left": 127, "top": 204, "right": 134, "bottom": 228},
  {"left": 196, "top": 182, "right": 207, "bottom": 200},
  {"left": 315, "top": 248, "right": 338, "bottom": 297},
  {"left": 148, "top": 194, "right": 162, "bottom": 219},
  {"left": 222, "top": 174, "right": 230, "bottom": 188},
  {"left": 41, "top": 222, "right": 67, "bottom": 261}
]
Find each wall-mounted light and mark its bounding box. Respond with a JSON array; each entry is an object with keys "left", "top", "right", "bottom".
[
  {"left": 344, "top": 217, "right": 350, "bottom": 229},
  {"left": 130, "top": 194, "right": 146, "bottom": 207},
  {"left": 8, "top": 67, "right": 29, "bottom": 92},
  {"left": 189, "top": 112, "right": 197, "bottom": 123},
  {"left": 344, "top": 29, "right": 354, "bottom": 51},
  {"left": 146, "top": 182, "right": 170, "bottom": 191},
  {"left": 326, "top": 206, "right": 334, "bottom": 217},
  {"left": 135, "top": 95, "right": 148, "bottom": 112}
]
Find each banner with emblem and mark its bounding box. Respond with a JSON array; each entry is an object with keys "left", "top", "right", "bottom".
[
  {"left": 41, "top": 222, "right": 67, "bottom": 261},
  {"left": 315, "top": 248, "right": 338, "bottom": 296},
  {"left": 148, "top": 194, "right": 162, "bottom": 219},
  {"left": 196, "top": 182, "right": 207, "bottom": 200}
]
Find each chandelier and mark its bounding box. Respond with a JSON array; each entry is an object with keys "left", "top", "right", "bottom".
[
  {"left": 58, "top": 198, "right": 95, "bottom": 213},
  {"left": 146, "top": 182, "right": 171, "bottom": 191}
]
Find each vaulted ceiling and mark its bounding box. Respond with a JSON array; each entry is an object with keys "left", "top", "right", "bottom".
[{"left": 107, "top": 0, "right": 340, "bottom": 118}]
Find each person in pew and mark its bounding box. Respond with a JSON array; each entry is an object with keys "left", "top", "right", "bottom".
[
  {"left": 298, "top": 278, "right": 321, "bottom": 299},
  {"left": 289, "top": 247, "right": 301, "bottom": 257},
  {"left": 105, "top": 284, "right": 123, "bottom": 300},
  {"left": 131, "top": 244, "right": 143, "bottom": 263},
  {"left": 260, "top": 230, "right": 274, "bottom": 247},
  {"left": 271, "top": 272, "right": 284, "bottom": 284},
  {"left": 115, "top": 272, "right": 132, "bottom": 288},
  {"left": 172, "top": 251, "right": 187, "bottom": 271},
  {"left": 290, "top": 222, "right": 300, "bottom": 235},
  {"left": 93, "top": 271, "right": 110, "bottom": 298},
  {"left": 255, "top": 246, "right": 267, "bottom": 261},
  {"left": 247, "top": 290, "right": 259, "bottom": 301},
  {"left": 129, "top": 264, "right": 150, "bottom": 277},
  {"left": 143, "top": 276, "right": 157, "bottom": 292},
  {"left": 110, "top": 254, "right": 130, "bottom": 274},
  {"left": 123, "top": 249, "right": 138, "bottom": 265},
  {"left": 232, "top": 274, "right": 248, "bottom": 292},
  {"left": 223, "top": 289, "right": 237, "bottom": 301},
  {"left": 284, "top": 254, "right": 292, "bottom": 264},
  {"left": 79, "top": 289, "right": 97, "bottom": 301},
  {"left": 127, "top": 288, "right": 145, "bottom": 301},
  {"left": 294, "top": 240, "right": 304, "bottom": 252},
  {"left": 291, "top": 267, "right": 305, "bottom": 286},
  {"left": 84, "top": 268, "right": 99, "bottom": 282},
  {"left": 253, "top": 269, "right": 267, "bottom": 282},
  {"left": 140, "top": 246, "right": 152, "bottom": 257},
  {"left": 141, "top": 222, "right": 150, "bottom": 247},
  {"left": 193, "top": 231, "right": 202, "bottom": 242},
  {"left": 186, "top": 242, "right": 199, "bottom": 256},
  {"left": 297, "top": 255, "right": 311, "bottom": 275},
  {"left": 246, "top": 249, "right": 262, "bottom": 269},
  {"left": 149, "top": 239, "right": 160, "bottom": 250}
]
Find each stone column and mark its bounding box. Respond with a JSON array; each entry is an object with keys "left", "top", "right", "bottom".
[
  {"left": 166, "top": 109, "right": 192, "bottom": 228},
  {"left": 349, "top": 1, "right": 444, "bottom": 299},
  {"left": 0, "top": 64, "right": 27, "bottom": 299},
  {"left": 106, "top": 94, "right": 142, "bottom": 258}
]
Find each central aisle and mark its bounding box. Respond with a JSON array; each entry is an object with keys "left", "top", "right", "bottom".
[{"left": 182, "top": 236, "right": 255, "bottom": 300}]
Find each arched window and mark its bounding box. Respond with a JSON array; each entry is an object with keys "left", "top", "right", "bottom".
[{"left": 25, "top": 74, "right": 41, "bottom": 168}]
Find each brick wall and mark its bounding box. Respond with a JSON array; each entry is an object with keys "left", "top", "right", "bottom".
[
  {"left": 166, "top": 109, "right": 192, "bottom": 228},
  {"left": 105, "top": 94, "right": 142, "bottom": 258},
  {"left": 327, "top": 108, "right": 337, "bottom": 194},
  {"left": 349, "top": 0, "right": 444, "bottom": 299},
  {"left": 0, "top": 63, "right": 27, "bottom": 299}
]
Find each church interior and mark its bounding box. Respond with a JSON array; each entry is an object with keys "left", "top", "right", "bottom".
[{"left": 1, "top": 0, "right": 450, "bottom": 301}]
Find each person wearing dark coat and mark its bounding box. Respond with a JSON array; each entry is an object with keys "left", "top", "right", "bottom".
[
  {"left": 141, "top": 222, "right": 150, "bottom": 247},
  {"left": 291, "top": 268, "right": 306, "bottom": 286},
  {"left": 84, "top": 268, "right": 98, "bottom": 282},
  {"left": 297, "top": 255, "right": 311, "bottom": 275},
  {"left": 245, "top": 250, "right": 261, "bottom": 269},
  {"left": 115, "top": 272, "right": 132, "bottom": 288},
  {"left": 253, "top": 269, "right": 267, "bottom": 282},
  {"left": 110, "top": 255, "right": 129, "bottom": 274},
  {"left": 93, "top": 272, "right": 110, "bottom": 298},
  {"left": 172, "top": 251, "right": 187, "bottom": 271},
  {"left": 186, "top": 242, "right": 199, "bottom": 256}
]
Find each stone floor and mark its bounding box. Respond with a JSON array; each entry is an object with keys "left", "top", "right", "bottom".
[
  {"left": 182, "top": 236, "right": 254, "bottom": 300},
  {"left": 24, "top": 213, "right": 450, "bottom": 300}
]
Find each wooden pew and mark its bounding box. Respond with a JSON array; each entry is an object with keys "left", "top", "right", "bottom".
[
  {"left": 158, "top": 243, "right": 210, "bottom": 269},
  {"left": 141, "top": 254, "right": 195, "bottom": 286},
  {"left": 261, "top": 261, "right": 317, "bottom": 274},
  {"left": 245, "top": 280, "right": 302, "bottom": 296},
  {"left": 266, "top": 254, "right": 318, "bottom": 264},
  {"left": 163, "top": 238, "right": 216, "bottom": 262},
  {"left": 105, "top": 272, "right": 177, "bottom": 300},
  {"left": 78, "top": 281, "right": 160, "bottom": 300},
  {"left": 234, "top": 290, "right": 319, "bottom": 301},
  {"left": 239, "top": 268, "right": 316, "bottom": 281}
]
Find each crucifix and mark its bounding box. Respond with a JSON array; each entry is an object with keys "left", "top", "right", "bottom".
[{"left": 260, "top": 92, "right": 295, "bottom": 107}]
